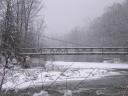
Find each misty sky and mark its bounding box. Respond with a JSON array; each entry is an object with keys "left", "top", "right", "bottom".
[{"left": 44, "top": 0, "right": 125, "bottom": 37}]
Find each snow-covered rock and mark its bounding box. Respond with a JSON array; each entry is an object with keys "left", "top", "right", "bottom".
[
  {"left": 64, "top": 90, "right": 72, "bottom": 96},
  {"left": 33, "top": 90, "right": 49, "bottom": 96}
]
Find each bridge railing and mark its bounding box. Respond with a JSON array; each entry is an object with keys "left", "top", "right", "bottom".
[{"left": 18, "top": 47, "right": 128, "bottom": 55}]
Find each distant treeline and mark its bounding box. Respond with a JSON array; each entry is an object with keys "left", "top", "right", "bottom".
[
  {"left": 45, "top": 1, "right": 128, "bottom": 62},
  {"left": 69, "top": 0, "right": 128, "bottom": 47}
]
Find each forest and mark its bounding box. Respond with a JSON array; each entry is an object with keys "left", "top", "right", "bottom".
[
  {"left": 0, "top": 0, "right": 45, "bottom": 55},
  {"left": 0, "top": 0, "right": 128, "bottom": 96},
  {"left": 60, "top": 0, "right": 128, "bottom": 62},
  {"left": 0, "top": 0, "right": 127, "bottom": 64},
  {"left": 68, "top": 1, "right": 128, "bottom": 47},
  {"left": 0, "top": 0, "right": 128, "bottom": 54}
]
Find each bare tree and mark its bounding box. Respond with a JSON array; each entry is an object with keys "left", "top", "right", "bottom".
[{"left": 0, "top": 0, "right": 45, "bottom": 92}]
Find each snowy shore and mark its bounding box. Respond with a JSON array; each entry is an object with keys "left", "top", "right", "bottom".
[{"left": 1, "top": 61, "right": 128, "bottom": 90}]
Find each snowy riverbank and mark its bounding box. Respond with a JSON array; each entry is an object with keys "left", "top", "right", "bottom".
[{"left": 1, "top": 62, "right": 128, "bottom": 90}]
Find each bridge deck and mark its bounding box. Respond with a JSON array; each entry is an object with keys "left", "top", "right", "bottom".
[{"left": 18, "top": 47, "right": 128, "bottom": 55}]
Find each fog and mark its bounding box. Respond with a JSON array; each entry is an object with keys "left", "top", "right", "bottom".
[{"left": 44, "top": 0, "right": 124, "bottom": 37}]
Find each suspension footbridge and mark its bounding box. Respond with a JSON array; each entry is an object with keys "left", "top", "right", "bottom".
[{"left": 18, "top": 47, "right": 128, "bottom": 55}]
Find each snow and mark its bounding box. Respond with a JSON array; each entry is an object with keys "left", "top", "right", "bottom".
[
  {"left": 64, "top": 90, "right": 72, "bottom": 96},
  {"left": 1, "top": 61, "right": 128, "bottom": 90},
  {"left": 33, "top": 90, "right": 49, "bottom": 96},
  {"left": 51, "top": 61, "right": 128, "bottom": 69}
]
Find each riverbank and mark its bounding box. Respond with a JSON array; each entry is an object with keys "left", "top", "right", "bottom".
[{"left": 1, "top": 62, "right": 128, "bottom": 96}]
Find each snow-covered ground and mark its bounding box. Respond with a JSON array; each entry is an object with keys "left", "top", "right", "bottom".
[
  {"left": 50, "top": 61, "right": 128, "bottom": 69},
  {"left": 1, "top": 61, "right": 128, "bottom": 90}
]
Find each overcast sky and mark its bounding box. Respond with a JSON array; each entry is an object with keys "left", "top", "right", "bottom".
[{"left": 44, "top": 0, "right": 125, "bottom": 37}]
